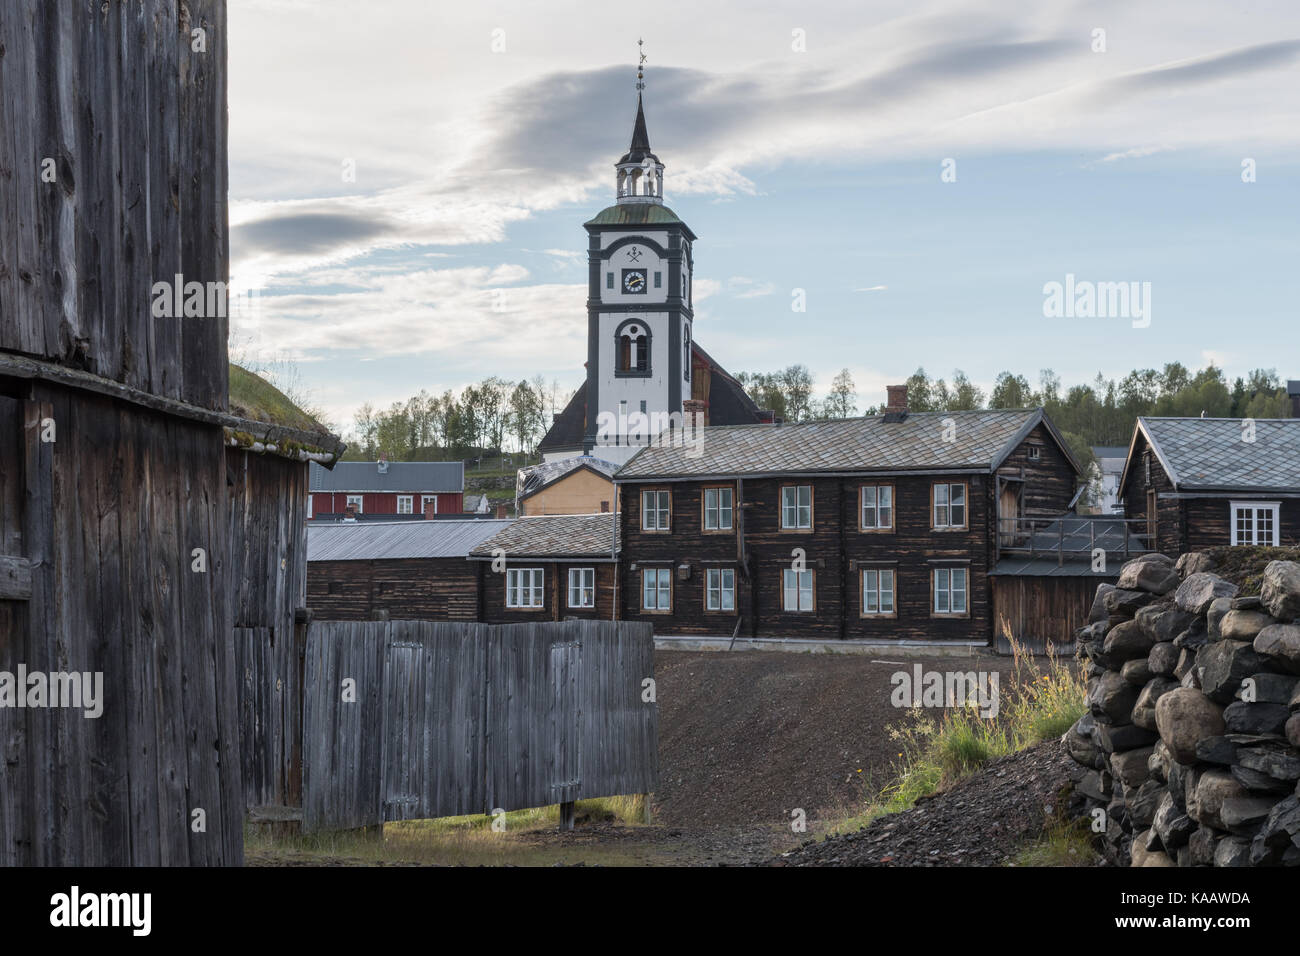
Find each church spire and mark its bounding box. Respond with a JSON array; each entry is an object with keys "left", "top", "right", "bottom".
[{"left": 615, "top": 40, "right": 663, "bottom": 205}]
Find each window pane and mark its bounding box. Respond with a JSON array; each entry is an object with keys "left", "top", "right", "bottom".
[
  {"left": 721, "top": 570, "right": 734, "bottom": 611},
  {"left": 952, "top": 569, "right": 967, "bottom": 613},
  {"left": 950, "top": 485, "right": 966, "bottom": 526},
  {"left": 881, "top": 570, "right": 894, "bottom": 613},
  {"left": 783, "top": 569, "right": 796, "bottom": 610},
  {"left": 643, "top": 571, "right": 655, "bottom": 608},
  {"left": 862, "top": 487, "right": 876, "bottom": 528},
  {"left": 935, "top": 569, "right": 949, "bottom": 612},
  {"left": 798, "top": 486, "right": 811, "bottom": 508},
  {"left": 782, "top": 488, "right": 795, "bottom": 527},
  {"left": 799, "top": 571, "right": 813, "bottom": 610},
  {"left": 720, "top": 489, "right": 733, "bottom": 529},
  {"left": 864, "top": 570, "right": 878, "bottom": 612}
]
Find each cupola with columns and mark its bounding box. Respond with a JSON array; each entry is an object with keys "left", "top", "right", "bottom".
[{"left": 615, "top": 43, "right": 664, "bottom": 204}]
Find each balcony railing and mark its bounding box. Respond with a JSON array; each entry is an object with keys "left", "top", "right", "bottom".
[{"left": 997, "top": 515, "right": 1154, "bottom": 566}]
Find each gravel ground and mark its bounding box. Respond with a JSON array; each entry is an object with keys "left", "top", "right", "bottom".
[
  {"left": 766, "top": 739, "right": 1076, "bottom": 866},
  {"left": 652, "top": 648, "right": 1019, "bottom": 831}
]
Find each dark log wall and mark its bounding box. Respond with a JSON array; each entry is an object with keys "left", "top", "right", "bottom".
[
  {"left": 480, "top": 562, "right": 617, "bottom": 624},
  {"left": 0, "top": 389, "right": 242, "bottom": 865},
  {"left": 1181, "top": 497, "right": 1300, "bottom": 550},
  {"left": 619, "top": 473, "right": 992, "bottom": 641},
  {"left": 995, "top": 423, "right": 1078, "bottom": 515},
  {"left": 228, "top": 449, "right": 309, "bottom": 810},
  {"left": 1121, "top": 434, "right": 1183, "bottom": 554},
  {"left": 0, "top": 1, "right": 229, "bottom": 411},
  {"left": 307, "top": 558, "right": 481, "bottom": 622}
]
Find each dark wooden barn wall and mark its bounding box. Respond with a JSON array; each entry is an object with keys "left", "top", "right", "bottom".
[
  {"left": 479, "top": 562, "right": 617, "bottom": 624},
  {"left": 1180, "top": 497, "right": 1300, "bottom": 550},
  {"left": 1120, "top": 434, "right": 1183, "bottom": 554},
  {"left": 307, "top": 557, "right": 482, "bottom": 621},
  {"left": 0, "top": 388, "right": 243, "bottom": 865},
  {"left": 228, "top": 449, "right": 308, "bottom": 810},
  {"left": 990, "top": 575, "right": 1103, "bottom": 654},
  {"left": 0, "top": 1, "right": 229, "bottom": 411},
  {"left": 995, "top": 422, "right": 1078, "bottom": 515}
]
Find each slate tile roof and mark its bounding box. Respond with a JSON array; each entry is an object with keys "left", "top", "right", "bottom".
[
  {"left": 469, "top": 513, "right": 619, "bottom": 560},
  {"left": 1137, "top": 417, "right": 1300, "bottom": 492},
  {"left": 616, "top": 409, "right": 1051, "bottom": 480}
]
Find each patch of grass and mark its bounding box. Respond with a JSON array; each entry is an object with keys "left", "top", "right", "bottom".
[
  {"left": 245, "top": 796, "right": 650, "bottom": 867},
  {"left": 228, "top": 363, "right": 327, "bottom": 433},
  {"left": 1003, "top": 636, "right": 1088, "bottom": 747},
  {"left": 1203, "top": 546, "right": 1300, "bottom": 595},
  {"left": 1010, "top": 818, "right": 1101, "bottom": 867}
]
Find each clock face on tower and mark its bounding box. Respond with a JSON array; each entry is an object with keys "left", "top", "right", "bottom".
[{"left": 621, "top": 269, "right": 647, "bottom": 294}]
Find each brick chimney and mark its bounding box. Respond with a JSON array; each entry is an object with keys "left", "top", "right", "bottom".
[
  {"left": 683, "top": 399, "right": 708, "bottom": 428},
  {"left": 883, "top": 385, "right": 909, "bottom": 423},
  {"left": 423, "top": 500, "right": 438, "bottom": 520}
]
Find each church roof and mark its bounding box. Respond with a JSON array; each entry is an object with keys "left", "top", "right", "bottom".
[{"left": 585, "top": 204, "right": 684, "bottom": 227}]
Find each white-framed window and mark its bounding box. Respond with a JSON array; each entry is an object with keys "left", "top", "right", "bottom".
[
  {"left": 781, "top": 485, "right": 812, "bottom": 530},
  {"left": 1230, "top": 501, "right": 1280, "bottom": 546},
  {"left": 397, "top": 495, "right": 413, "bottom": 515},
  {"left": 1027, "top": 445, "right": 1041, "bottom": 460},
  {"left": 862, "top": 568, "right": 895, "bottom": 616},
  {"left": 642, "top": 568, "right": 672, "bottom": 611},
  {"left": 706, "top": 568, "right": 735, "bottom": 612},
  {"left": 568, "top": 567, "right": 595, "bottom": 608},
  {"left": 642, "top": 489, "right": 670, "bottom": 531},
  {"left": 782, "top": 569, "right": 814, "bottom": 612},
  {"left": 704, "top": 486, "right": 734, "bottom": 531},
  {"left": 933, "top": 482, "right": 967, "bottom": 529},
  {"left": 346, "top": 495, "right": 363, "bottom": 514},
  {"left": 506, "top": 568, "right": 544, "bottom": 608},
  {"left": 934, "top": 567, "right": 968, "bottom": 615},
  {"left": 860, "top": 485, "right": 893, "bottom": 531},
  {"left": 422, "top": 494, "right": 437, "bottom": 514}
]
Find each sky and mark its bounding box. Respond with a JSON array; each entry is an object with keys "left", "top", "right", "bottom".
[{"left": 226, "top": 0, "right": 1300, "bottom": 431}]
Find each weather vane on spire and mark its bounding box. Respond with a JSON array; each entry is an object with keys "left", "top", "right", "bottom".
[{"left": 636, "top": 38, "right": 646, "bottom": 91}]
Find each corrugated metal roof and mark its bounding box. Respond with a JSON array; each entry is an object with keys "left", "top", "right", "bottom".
[
  {"left": 615, "top": 409, "right": 1046, "bottom": 480},
  {"left": 307, "top": 519, "right": 512, "bottom": 561},
  {"left": 1139, "top": 417, "right": 1300, "bottom": 492},
  {"left": 991, "top": 558, "right": 1118, "bottom": 578},
  {"left": 309, "top": 460, "right": 464, "bottom": 493},
  {"left": 469, "top": 514, "right": 619, "bottom": 559}
]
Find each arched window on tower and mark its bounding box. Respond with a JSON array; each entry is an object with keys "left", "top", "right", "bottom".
[{"left": 616, "top": 322, "right": 650, "bottom": 375}]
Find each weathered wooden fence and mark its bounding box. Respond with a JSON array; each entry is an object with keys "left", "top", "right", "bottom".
[{"left": 301, "top": 620, "right": 657, "bottom": 832}]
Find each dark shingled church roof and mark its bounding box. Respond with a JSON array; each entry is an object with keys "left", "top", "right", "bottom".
[{"left": 618, "top": 93, "right": 658, "bottom": 165}]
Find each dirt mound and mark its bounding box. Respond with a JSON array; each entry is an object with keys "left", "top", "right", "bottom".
[
  {"left": 653, "top": 649, "right": 1017, "bottom": 829},
  {"left": 766, "top": 739, "right": 1076, "bottom": 866}
]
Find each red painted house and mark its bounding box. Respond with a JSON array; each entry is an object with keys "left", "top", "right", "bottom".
[{"left": 309, "top": 459, "right": 465, "bottom": 520}]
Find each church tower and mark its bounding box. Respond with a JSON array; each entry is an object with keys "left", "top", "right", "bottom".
[{"left": 581, "top": 47, "right": 696, "bottom": 466}]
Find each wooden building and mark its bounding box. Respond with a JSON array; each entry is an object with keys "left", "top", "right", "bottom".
[
  {"left": 306, "top": 519, "right": 512, "bottom": 620},
  {"left": 309, "top": 460, "right": 464, "bottom": 520},
  {"left": 613, "top": 386, "right": 1092, "bottom": 645},
  {"left": 469, "top": 514, "right": 620, "bottom": 623},
  {"left": 1120, "top": 417, "right": 1300, "bottom": 553}
]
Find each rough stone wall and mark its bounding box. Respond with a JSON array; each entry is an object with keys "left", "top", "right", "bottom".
[{"left": 1066, "top": 553, "right": 1300, "bottom": 867}]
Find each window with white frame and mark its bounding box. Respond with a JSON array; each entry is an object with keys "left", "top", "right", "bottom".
[
  {"left": 781, "top": 485, "right": 812, "bottom": 530},
  {"left": 861, "top": 485, "right": 893, "bottom": 531},
  {"left": 346, "top": 495, "right": 363, "bottom": 513},
  {"left": 1230, "top": 501, "right": 1280, "bottom": 546},
  {"left": 706, "top": 568, "right": 735, "bottom": 612},
  {"left": 642, "top": 489, "right": 670, "bottom": 531},
  {"left": 568, "top": 567, "right": 595, "bottom": 608},
  {"left": 397, "top": 495, "right": 413, "bottom": 514},
  {"left": 704, "top": 486, "right": 734, "bottom": 531},
  {"left": 933, "top": 567, "right": 968, "bottom": 615},
  {"left": 506, "top": 568, "right": 544, "bottom": 608},
  {"left": 422, "top": 495, "right": 437, "bottom": 514},
  {"left": 782, "top": 569, "right": 814, "bottom": 612},
  {"left": 862, "top": 568, "right": 895, "bottom": 616},
  {"left": 642, "top": 568, "right": 672, "bottom": 611},
  {"left": 933, "top": 483, "right": 967, "bottom": 529}
]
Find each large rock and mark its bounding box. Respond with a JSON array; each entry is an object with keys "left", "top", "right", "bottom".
[
  {"left": 1176, "top": 552, "right": 1215, "bottom": 578},
  {"left": 1143, "top": 606, "right": 1197, "bottom": 644},
  {"left": 1248, "top": 794, "right": 1300, "bottom": 865},
  {"left": 1129, "top": 779, "right": 1164, "bottom": 828},
  {"left": 1219, "top": 609, "right": 1276, "bottom": 642},
  {"left": 1155, "top": 688, "right": 1225, "bottom": 764},
  {"left": 1223, "top": 701, "right": 1291, "bottom": 735},
  {"left": 1065, "top": 713, "right": 1102, "bottom": 767},
  {"left": 1148, "top": 642, "right": 1179, "bottom": 678},
  {"left": 1175, "top": 572, "right": 1239, "bottom": 615},
  {"left": 1254, "top": 624, "right": 1300, "bottom": 674},
  {"left": 1094, "top": 721, "right": 1158, "bottom": 753},
  {"left": 1174, "top": 647, "right": 1196, "bottom": 680},
  {"left": 1117, "top": 554, "right": 1179, "bottom": 595},
  {"left": 1076, "top": 769, "right": 1111, "bottom": 802},
  {"left": 1089, "top": 583, "right": 1117, "bottom": 624},
  {"left": 1194, "top": 735, "right": 1238, "bottom": 765},
  {"left": 1152, "top": 791, "right": 1195, "bottom": 849},
  {"left": 1104, "top": 588, "right": 1158, "bottom": 618},
  {"left": 1089, "top": 670, "right": 1141, "bottom": 725},
  {"left": 1148, "top": 741, "right": 1172, "bottom": 783},
  {"left": 1206, "top": 597, "right": 1233, "bottom": 642},
  {"left": 1104, "top": 619, "right": 1156, "bottom": 662},
  {"left": 1261, "top": 560, "right": 1300, "bottom": 622},
  {"left": 1197, "top": 640, "right": 1275, "bottom": 704},
  {"left": 1221, "top": 795, "right": 1281, "bottom": 832},
  {"left": 1191, "top": 769, "right": 1249, "bottom": 829},
  {"left": 1131, "top": 835, "right": 1177, "bottom": 867},
  {"left": 1288, "top": 713, "right": 1300, "bottom": 749},
  {"left": 1110, "top": 746, "right": 1156, "bottom": 787},
  {"left": 1231, "top": 764, "right": 1292, "bottom": 794},
  {"left": 1121, "top": 657, "right": 1153, "bottom": 686},
  {"left": 1131, "top": 677, "right": 1181, "bottom": 731},
  {"left": 1238, "top": 673, "right": 1299, "bottom": 704},
  {"left": 1188, "top": 826, "right": 1221, "bottom": 865},
  {"left": 1213, "top": 836, "right": 1253, "bottom": 867},
  {"left": 1238, "top": 745, "right": 1300, "bottom": 780}
]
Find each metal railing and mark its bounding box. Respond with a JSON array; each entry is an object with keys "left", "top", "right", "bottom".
[{"left": 997, "top": 515, "right": 1154, "bottom": 566}]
